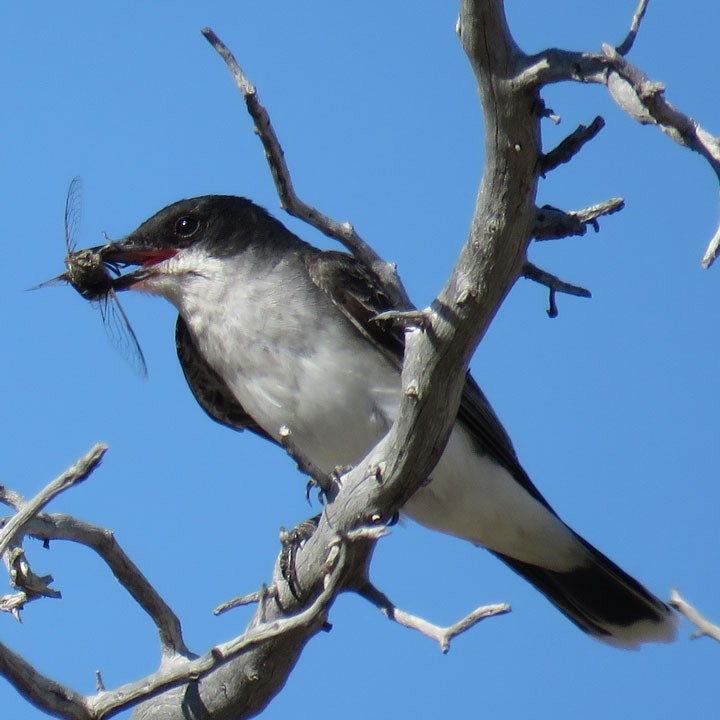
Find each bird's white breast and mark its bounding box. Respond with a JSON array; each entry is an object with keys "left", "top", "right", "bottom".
[
  {"left": 152, "top": 247, "right": 583, "bottom": 570},
  {"left": 170, "top": 249, "right": 401, "bottom": 470}
]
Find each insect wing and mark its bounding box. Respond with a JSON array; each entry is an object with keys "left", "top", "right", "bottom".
[
  {"left": 57, "top": 176, "right": 148, "bottom": 377},
  {"left": 64, "top": 176, "right": 83, "bottom": 253},
  {"left": 31, "top": 274, "right": 67, "bottom": 291},
  {"left": 97, "top": 289, "right": 149, "bottom": 378}
]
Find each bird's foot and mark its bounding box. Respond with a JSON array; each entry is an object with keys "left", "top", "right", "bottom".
[{"left": 279, "top": 515, "right": 321, "bottom": 601}]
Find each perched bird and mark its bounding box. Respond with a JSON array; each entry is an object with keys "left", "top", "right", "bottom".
[{"left": 95, "top": 194, "right": 676, "bottom": 647}]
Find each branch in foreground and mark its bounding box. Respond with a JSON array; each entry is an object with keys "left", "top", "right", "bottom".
[
  {"left": 0, "top": 530, "right": 350, "bottom": 720},
  {"left": 117, "top": 10, "right": 531, "bottom": 713},
  {"left": 616, "top": 0, "right": 651, "bottom": 56},
  {"left": 518, "top": 5, "right": 720, "bottom": 268},
  {"left": 201, "top": 27, "right": 411, "bottom": 309},
  {"left": 669, "top": 589, "right": 720, "bottom": 643},
  {"left": 0, "top": 446, "right": 107, "bottom": 621},
  {"left": 24, "top": 512, "right": 190, "bottom": 659},
  {"left": 522, "top": 262, "right": 591, "bottom": 318},
  {"left": 213, "top": 584, "right": 277, "bottom": 617},
  {"left": 359, "top": 582, "right": 510, "bottom": 653},
  {"left": 0, "top": 443, "right": 106, "bottom": 558},
  {"left": 0, "top": 640, "right": 91, "bottom": 720},
  {"left": 0, "top": 547, "right": 60, "bottom": 621},
  {"left": 599, "top": 44, "right": 720, "bottom": 268},
  {"left": 539, "top": 116, "right": 605, "bottom": 175},
  {"left": 533, "top": 198, "right": 624, "bottom": 241}
]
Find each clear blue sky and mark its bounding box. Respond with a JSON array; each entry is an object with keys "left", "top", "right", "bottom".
[{"left": 2, "top": 2, "right": 719, "bottom": 718}]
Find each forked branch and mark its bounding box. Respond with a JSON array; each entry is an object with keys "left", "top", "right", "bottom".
[
  {"left": 669, "top": 589, "right": 720, "bottom": 643},
  {"left": 201, "top": 28, "right": 411, "bottom": 308},
  {"left": 359, "top": 582, "right": 511, "bottom": 653},
  {"left": 518, "top": 0, "right": 720, "bottom": 267}
]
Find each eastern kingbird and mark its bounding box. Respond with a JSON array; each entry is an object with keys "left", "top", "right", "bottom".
[{"left": 90, "top": 194, "right": 676, "bottom": 647}]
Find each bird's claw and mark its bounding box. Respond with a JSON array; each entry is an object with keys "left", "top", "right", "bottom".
[{"left": 279, "top": 515, "right": 321, "bottom": 601}]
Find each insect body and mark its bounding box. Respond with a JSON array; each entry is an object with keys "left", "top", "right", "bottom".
[
  {"left": 40, "top": 177, "right": 148, "bottom": 377},
  {"left": 64, "top": 247, "right": 116, "bottom": 300}
]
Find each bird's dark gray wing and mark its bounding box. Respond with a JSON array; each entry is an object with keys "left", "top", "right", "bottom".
[
  {"left": 305, "top": 250, "right": 405, "bottom": 363},
  {"left": 305, "top": 249, "right": 554, "bottom": 512},
  {"left": 175, "top": 316, "right": 277, "bottom": 444},
  {"left": 457, "top": 374, "right": 553, "bottom": 510}
]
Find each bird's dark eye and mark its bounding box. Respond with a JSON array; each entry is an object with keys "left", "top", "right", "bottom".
[{"left": 175, "top": 216, "right": 200, "bottom": 239}]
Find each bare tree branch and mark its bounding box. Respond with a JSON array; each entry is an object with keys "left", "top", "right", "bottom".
[
  {"left": 359, "top": 583, "right": 511, "bottom": 653},
  {"left": 616, "top": 0, "right": 651, "bottom": 56},
  {"left": 522, "top": 262, "right": 591, "bottom": 318},
  {"left": 24, "top": 513, "right": 190, "bottom": 659},
  {"left": 0, "top": 447, "right": 107, "bottom": 622},
  {"left": 669, "top": 589, "right": 720, "bottom": 643},
  {"left": 517, "top": 9, "right": 720, "bottom": 268},
  {"left": 0, "top": 444, "right": 106, "bottom": 558},
  {"left": 0, "top": 545, "right": 60, "bottom": 621},
  {"left": 539, "top": 116, "right": 605, "bottom": 175},
  {"left": 200, "top": 27, "right": 411, "bottom": 309},
  {"left": 8, "top": 2, "right": 720, "bottom": 718},
  {"left": 87, "top": 535, "right": 351, "bottom": 719},
  {"left": 213, "top": 585, "right": 277, "bottom": 617},
  {"left": 127, "top": 6, "right": 537, "bottom": 716},
  {"left": 533, "top": 198, "right": 624, "bottom": 241},
  {"left": 0, "top": 640, "right": 93, "bottom": 720},
  {"left": 571, "top": 198, "right": 626, "bottom": 228}
]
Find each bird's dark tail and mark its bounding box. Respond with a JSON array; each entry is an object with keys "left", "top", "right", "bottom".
[{"left": 493, "top": 532, "right": 677, "bottom": 648}]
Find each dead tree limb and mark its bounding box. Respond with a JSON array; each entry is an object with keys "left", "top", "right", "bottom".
[
  {"left": 359, "top": 582, "right": 511, "bottom": 653},
  {"left": 517, "top": 3, "right": 720, "bottom": 268},
  {"left": 669, "top": 589, "right": 720, "bottom": 643},
  {"left": 201, "top": 27, "right": 411, "bottom": 310},
  {"left": 5, "top": 1, "right": 720, "bottom": 718}
]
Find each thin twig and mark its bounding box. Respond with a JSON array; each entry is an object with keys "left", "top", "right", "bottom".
[
  {"left": 1, "top": 532, "right": 349, "bottom": 719},
  {"left": 24, "top": 513, "right": 190, "bottom": 658},
  {"left": 0, "top": 544, "right": 60, "bottom": 621},
  {"left": 669, "top": 588, "right": 720, "bottom": 642},
  {"left": 533, "top": 198, "right": 624, "bottom": 241},
  {"left": 359, "top": 583, "right": 510, "bottom": 653},
  {"left": 572, "top": 198, "right": 625, "bottom": 227},
  {"left": 616, "top": 0, "right": 651, "bottom": 56},
  {"left": 701, "top": 225, "right": 720, "bottom": 270},
  {"left": 600, "top": 44, "right": 720, "bottom": 267},
  {"left": 214, "top": 585, "right": 277, "bottom": 616},
  {"left": 88, "top": 537, "right": 348, "bottom": 718},
  {"left": 201, "top": 27, "right": 411, "bottom": 307},
  {"left": 0, "top": 486, "right": 25, "bottom": 511},
  {"left": 539, "top": 116, "right": 605, "bottom": 175},
  {"left": 0, "top": 640, "right": 92, "bottom": 720},
  {"left": 0, "top": 444, "right": 106, "bottom": 558},
  {"left": 522, "top": 262, "right": 591, "bottom": 318},
  {"left": 516, "top": 6, "right": 720, "bottom": 267}
]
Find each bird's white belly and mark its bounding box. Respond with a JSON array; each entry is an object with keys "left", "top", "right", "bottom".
[
  {"left": 186, "top": 263, "right": 401, "bottom": 469},
  {"left": 403, "top": 426, "right": 582, "bottom": 570},
  {"left": 229, "top": 334, "right": 581, "bottom": 569},
  {"left": 179, "top": 258, "right": 583, "bottom": 570},
  {"left": 243, "top": 325, "right": 401, "bottom": 471},
  {"left": 207, "top": 319, "right": 580, "bottom": 568}
]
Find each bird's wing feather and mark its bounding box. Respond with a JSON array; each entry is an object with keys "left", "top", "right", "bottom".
[
  {"left": 306, "top": 249, "right": 554, "bottom": 512},
  {"left": 305, "top": 250, "right": 405, "bottom": 363},
  {"left": 175, "top": 316, "right": 278, "bottom": 444}
]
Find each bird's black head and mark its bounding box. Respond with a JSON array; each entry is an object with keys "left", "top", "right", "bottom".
[{"left": 93, "top": 195, "right": 301, "bottom": 291}]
